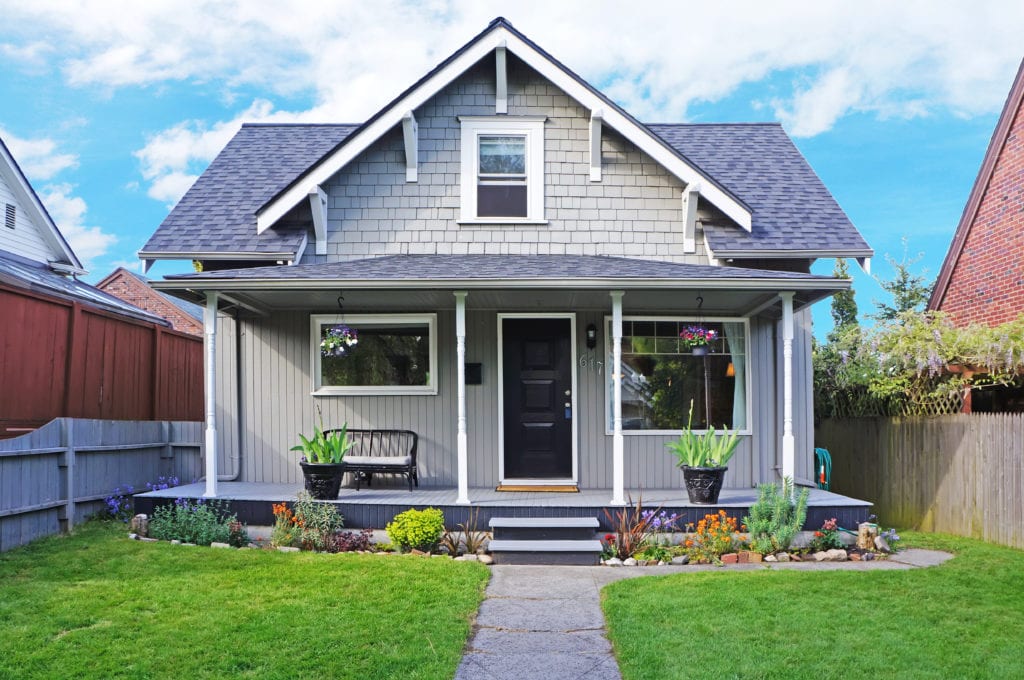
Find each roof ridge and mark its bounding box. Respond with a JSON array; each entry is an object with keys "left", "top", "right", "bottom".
[
  {"left": 240, "top": 123, "right": 361, "bottom": 128},
  {"left": 646, "top": 122, "right": 783, "bottom": 127}
]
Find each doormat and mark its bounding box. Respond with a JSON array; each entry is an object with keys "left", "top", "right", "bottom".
[{"left": 495, "top": 484, "right": 579, "bottom": 493}]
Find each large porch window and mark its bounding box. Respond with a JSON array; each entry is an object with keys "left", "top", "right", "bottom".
[
  {"left": 606, "top": 317, "right": 749, "bottom": 433},
  {"left": 311, "top": 314, "right": 437, "bottom": 395}
]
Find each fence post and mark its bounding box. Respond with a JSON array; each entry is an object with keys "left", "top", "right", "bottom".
[
  {"left": 160, "top": 421, "right": 173, "bottom": 477},
  {"left": 59, "top": 419, "right": 76, "bottom": 532}
]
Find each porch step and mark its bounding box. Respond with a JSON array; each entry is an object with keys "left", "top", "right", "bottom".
[
  {"left": 488, "top": 517, "right": 602, "bottom": 564},
  {"left": 487, "top": 539, "right": 603, "bottom": 566}
]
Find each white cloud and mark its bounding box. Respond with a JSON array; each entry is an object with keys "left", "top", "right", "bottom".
[
  {"left": 0, "top": 128, "right": 78, "bottom": 180},
  {"left": 37, "top": 182, "right": 117, "bottom": 268},
  {"left": 109, "top": 258, "right": 143, "bottom": 273}
]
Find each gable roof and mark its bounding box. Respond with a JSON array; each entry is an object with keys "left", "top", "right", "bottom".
[
  {"left": 253, "top": 17, "right": 751, "bottom": 234},
  {"left": 649, "top": 124, "right": 871, "bottom": 258},
  {"left": 929, "top": 57, "right": 1024, "bottom": 310},
  {"left": 0, "top": 135, "right": 84, "bottom": 273},
  {"left": 140, "top": 124, "right": 357, "bottom": 265}
]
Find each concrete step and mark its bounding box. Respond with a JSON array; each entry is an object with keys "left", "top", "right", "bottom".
[
  {"left": 489, "top": 516, "right": 600, "bottom": 541},
  {"left": 488, "top": 539, "right": 603, "bottom": 565}
]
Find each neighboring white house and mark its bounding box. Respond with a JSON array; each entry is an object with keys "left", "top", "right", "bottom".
[{"left": 141, "top": 18, "right": 872, "bottom": 504}]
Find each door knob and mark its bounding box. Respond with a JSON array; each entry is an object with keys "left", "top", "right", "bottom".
[{"left": 564, "top": 389, "right": 571, "bottom": 396}]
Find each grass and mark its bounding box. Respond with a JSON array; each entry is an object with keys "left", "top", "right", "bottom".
[
  {"left": 0, "top": 521, "right": 489, "bottom": 679},
  {"left": 602, "top": 532, "right": 1024, "bottom": 679}
]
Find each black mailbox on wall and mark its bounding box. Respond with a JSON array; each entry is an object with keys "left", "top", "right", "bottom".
[{"left": 465, "top": 363, "right": 483, "bottom": 385}]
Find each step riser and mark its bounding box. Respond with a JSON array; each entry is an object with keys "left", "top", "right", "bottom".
[
  {"left": 492, "top": 527, "right": 596, "bottom": 541},
  {"left": 491, "top": 551, "right": 601, "bottom": 566}
]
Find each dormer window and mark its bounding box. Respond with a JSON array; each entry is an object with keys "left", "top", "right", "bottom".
[{"left": 459, "top": 116, "right": 546, "bottom": 223}]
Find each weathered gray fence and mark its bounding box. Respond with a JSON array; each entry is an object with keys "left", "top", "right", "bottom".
[
  {"left": 0, "top": 418, "right": 202, "bottom": 552},
  {"left": 817, "top": 414, "right": 1024, "bottom": 549}
]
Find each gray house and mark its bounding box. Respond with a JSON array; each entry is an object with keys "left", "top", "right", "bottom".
[{"left": 141, "top": 18, "right": 871, "bottom": 518}]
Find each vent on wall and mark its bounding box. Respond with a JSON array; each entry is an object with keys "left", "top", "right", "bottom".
[{"left": 4, "top": 203, "right": 14, "bottom": 230}]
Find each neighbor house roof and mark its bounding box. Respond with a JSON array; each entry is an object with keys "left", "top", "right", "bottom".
[
  {"left": 0, "top": 250, "right": 167, "bottom": 325},
  {"left": 96, "top": 266, "right": 204, "bottom": 334},
  {"left": 928, "top": 58, "right": 1024, "bottom": 311}
]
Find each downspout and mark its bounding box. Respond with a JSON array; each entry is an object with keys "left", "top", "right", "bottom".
[{"left": 199, "top": 309, "right": 243, "bottom": 482}]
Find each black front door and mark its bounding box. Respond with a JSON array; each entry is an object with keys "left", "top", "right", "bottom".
[{"left": 502, "top": 318, "right": 573, "bottom": 479}]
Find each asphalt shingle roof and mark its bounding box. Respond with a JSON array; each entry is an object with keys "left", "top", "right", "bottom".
[
  {"left": 140, "top": 124, "right": 357, "bottom": 256},
  {"left": 166, "top": 254, "right": 836, "bottom": 282},
  {"left": 647, "top": 123, "right": 870, "bottom": 256}
]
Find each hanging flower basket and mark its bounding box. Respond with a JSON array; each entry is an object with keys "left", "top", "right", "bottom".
[
  {"left": 321, "top": 324, "right": 358, "bottom": 358},
  {"left": 680, "top": 325, "right": 717, "bottom": 354}
]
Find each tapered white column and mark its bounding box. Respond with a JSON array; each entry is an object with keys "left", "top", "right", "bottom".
[
  {"left": 780, "top": 292, "right": 795, "bottom": 482},
  {"left": 203, "top": 291, "right": 219, "bottom": 498},
  {"left": 454, "top": 291, "right": 470, "bottom": 505},
  {"left": 610, "top": 291, "right": 625, "bottom": 505}
]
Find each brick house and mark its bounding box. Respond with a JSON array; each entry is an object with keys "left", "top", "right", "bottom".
[
  {"left": 929, "top": 58, "right": 1024, "bottom": 326},
  {"left": 138, "top": 18, "right": 872, "bottom": 514},
  {"left": 97, "top": 267, "right": 203, "bottom": 336}
]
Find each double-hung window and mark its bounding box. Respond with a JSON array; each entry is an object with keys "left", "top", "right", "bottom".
[{"left": 459, "top": 116, "right": 545, "bottom": 223}]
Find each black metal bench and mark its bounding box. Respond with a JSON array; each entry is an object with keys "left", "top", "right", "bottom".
[{"left": 326, "top": 429, "right": 419, "bottom": 491}]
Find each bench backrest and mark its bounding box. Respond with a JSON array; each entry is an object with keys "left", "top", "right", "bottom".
[{"left": 326, "top": 429, "right": 418, "bottom": 462}]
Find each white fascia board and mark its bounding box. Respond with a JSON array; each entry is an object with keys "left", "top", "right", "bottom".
[
  {"left": 137, "top": 250, "right": 297, "bottom": 261},
  {"left": 402, "top": 111, "right": 418, "bottom": 182},
  {"left": 256, "top": 25, "right": 751, "bottom": 234},
  {"left": 495, "top": 43, "right": 508, "bottom": 114},
  {"left": 293, "top": 231, "right": 309, "bottom": 264},
  {"left": 308, "top": 187, "right": 327, "bottom": 255},
  {"left": 256, "top": 31, "right": 507, "bottom": 233},
  {"left": 589, "top": 110, "right": 603, "bottom": 182}
]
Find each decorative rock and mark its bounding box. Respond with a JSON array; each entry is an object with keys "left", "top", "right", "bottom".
[
  {"left": 432, "top": 554, "right": 449, "bottom": 558},
  {"left": 183, "top": 543, "right": 196, "bottom": 547},
  {"left": 857, "top": 522, "right": 880, "bottom": 551},
  {"left": 410, "top": 549, "right": 427, "bottom": 556},
  {"left": 637, "top": 559, "right": 650, "bottom": 567},
  {"left": 130, "top": 514, "right": 149, "bottom": 537},
  {"left": 748, "top": 552, "right": 763, "bottom": 563},
  {"left": 605, "top": 557, "right": 623, "bottom": 567},
  {"left": 127, "top": 533, "right": 138, "bottom": 540},
  {"left": 863, "top": 552, "right": 876, "bottom": 561},
  {"left": 825, "top": 549, "right": 848, "bottom": 561},
  {"left": 454, "top": 554, "right": 479, "bottom": 562},
  {"left": 850, "top": 552, "right": 861, "bottom": 561},
  {"left": 139, "top": 537, "right": 158, "bottom": 543},
  {"left": 874, "top": 536, "right": 892, "bottom": 553},
  {"left": 812, "top": 551, "right": 829, "bottom": 562},
  {"left": 789, "top": 553, "right": 801, "bottom": 562},
  {"left": 623, "top": 558, "right": 638, "bottom": 566},
  {"left": 211, "top": 542, "right": 231, "bottom": 549},
  {"left": 764, "top": 554, "right": 778, "bottom": 562},
  {"left": 478, "top": 554, "right": 494, "bottom": 565},
  {"left": 776, "top": 553, "right": 791, "bottom": 563},
  {"left": 671, "top": 555, "right": 690, "bottom": 565},
  {"left": 171, "top": 540, "right": 181, "bottom": 545},
  {"left": 737, "top": 552, "right": 748, "bottom": 564},
  {"left": 658, "top": 560, "right": 668, "bottom": 566},
  {"left": 721, "top": 553, "right": 739, "bottom": 564},
  {"left": 247, "top": 543, "right": 260, "bottom": 549},
  {"left": 278, "top": 546, "right": 300, "bottom": 553}
]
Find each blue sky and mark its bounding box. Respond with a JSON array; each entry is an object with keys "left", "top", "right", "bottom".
[{"left": 1, "top": 1, "right": 1022, "bottom": 335}]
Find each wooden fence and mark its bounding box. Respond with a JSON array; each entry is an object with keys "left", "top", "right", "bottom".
[
  {"left": 817, "top": 414, "right": 1024, "bottom": 549},
  {"left": 0, "top": 418, "right": 202, "bottom": 552}
]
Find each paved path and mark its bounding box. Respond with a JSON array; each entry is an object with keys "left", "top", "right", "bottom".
[{"left": 454, "top": 550, "right": 953, "bottom": 680}]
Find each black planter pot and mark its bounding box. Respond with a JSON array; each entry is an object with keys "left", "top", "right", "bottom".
[
  {"left": 299, "top": 461, "right": 346, "bottom": 500},
  {"left": 681, "top": 465, "right": 727, "bottom": 504}
]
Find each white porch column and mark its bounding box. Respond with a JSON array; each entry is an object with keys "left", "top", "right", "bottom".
[
  {"left": 203, "top": 291, "right": 219, "bottom": 498},
  {"left": 610, "top": 291, "right": 625, "bottom": 506},
  {"left": 454, "top": 291, "right": 470, "bottom": 505},
  {"left": 780, "top": 292, "right": 795, "bottom": 482}
]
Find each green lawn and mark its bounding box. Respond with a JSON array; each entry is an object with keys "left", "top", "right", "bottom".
[
  {"left": 603, "top": 533, "right": 1024, "bottom": 679},
  {"left": 0, "top": 522, "right": 489, "bottom": 679}
]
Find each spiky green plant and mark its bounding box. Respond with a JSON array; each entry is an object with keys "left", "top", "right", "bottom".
[
  {"left": 743, "top": 477, "right": 809, "bottom": 555},
  {"left": 665, "top": 399, "right": 741, "bottom": 468}
]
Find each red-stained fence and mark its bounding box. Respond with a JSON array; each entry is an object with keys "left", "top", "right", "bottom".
[{"left": 0, "top": 283, "right": 203, "bottom": 438}]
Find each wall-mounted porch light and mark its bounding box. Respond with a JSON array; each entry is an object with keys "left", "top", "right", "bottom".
[{"left": 586, "top": 323, "right": 597, "bottom": 349}]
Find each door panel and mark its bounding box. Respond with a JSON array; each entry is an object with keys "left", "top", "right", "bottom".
[{"left": 502, "top": 318, "right": 573, "bottom": 479}]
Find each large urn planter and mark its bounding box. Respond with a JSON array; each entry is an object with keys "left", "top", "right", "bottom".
[
  {"left": 681, "top": 465, "right": 727, "bottom": 504},
  {"left": 299, "top": 461, "right": 346, "bottom": 500}
]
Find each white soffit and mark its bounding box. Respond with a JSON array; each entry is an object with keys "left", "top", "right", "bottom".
[{"left": 255, "top": 25, "right": 752, "bottom": 233}]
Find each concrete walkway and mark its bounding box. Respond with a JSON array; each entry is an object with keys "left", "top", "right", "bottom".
[{"left": 454, "top": 549, "right": 952, "bottom": 680}]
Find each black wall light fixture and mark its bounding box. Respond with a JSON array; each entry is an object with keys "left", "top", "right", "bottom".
[{"left": 586, "top": 323, "right": 597, "bottom": 349}]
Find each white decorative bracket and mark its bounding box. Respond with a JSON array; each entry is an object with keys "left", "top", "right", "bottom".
[
  {"left": 589, "top": 109, "right": 603, "bottom": 182},
  {"left": 402, "top": 111, "right": 418, "bottom": 182},
  {"left": 681, "top": 182, "right": 700, "bottom": 253},
  {"left": 857, "top": 257, "right": 871, "bottom": 274},
  {"left": 308, "top": 185, "right": 328, "bottom": 255},
  {"left": 495, "top": 43, "right": 508, "bottom": 114}
]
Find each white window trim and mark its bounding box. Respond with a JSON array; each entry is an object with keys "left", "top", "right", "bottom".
[
  {"left": 603, "top": 315, "right": 753, "bottom": 436},
  {"left": 458, "top": 115, "right": 546, "bottom": 224},
  {"left": 311, "top": 313, "right": 438, "bottom": 396}
]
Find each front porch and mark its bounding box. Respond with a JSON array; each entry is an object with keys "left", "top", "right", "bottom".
[{"left": 134, "top": 482, "right": 872, "bottom": 531}]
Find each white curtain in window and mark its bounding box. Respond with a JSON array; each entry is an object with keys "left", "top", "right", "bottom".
[{"left": 723, "top": 322, "right": 747, "bottom": 429}]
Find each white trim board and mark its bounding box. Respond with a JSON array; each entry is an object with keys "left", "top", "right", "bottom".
[
  {"left": 255, "top": 23, "right": 751, "bottom": 233},
  {"left": 496, "top": 313, "right": 579, "bottom": 485}
]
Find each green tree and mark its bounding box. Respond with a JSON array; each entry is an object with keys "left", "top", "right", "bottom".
[
  {"left": 870, "top": 238, "right": 933, "bottom": 322},
  {"left": 828, "top": 258, "right": 858, "bottom": 343}
]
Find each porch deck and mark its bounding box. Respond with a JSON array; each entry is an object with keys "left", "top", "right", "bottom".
[{"left": 134, "top": 482, "right": 871, "bottom": 530}]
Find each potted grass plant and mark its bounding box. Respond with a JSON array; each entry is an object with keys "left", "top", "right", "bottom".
[
  {"left": 291, "top": 408, "right": 354, "bottom": 500},
  {"left": 665, "top": 400, "right": 741, "bottom": 504}
]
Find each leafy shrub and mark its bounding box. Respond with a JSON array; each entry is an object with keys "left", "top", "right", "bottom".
[
  {"left": 326, "top": 528, "right": 374, "bottom": 553},
  {"left": 683, "top": 510, "right": 745, "bottom": 563},
  {"left": 149, "top": 498, "right": 247, "bottom": 546},
  {"left": 743, "top": 478, "right": 808, "bottom": 555},
  {"left": 809, "top": 517, "right": 845, "bottom": 552},
  {"left": 386, "top": 507, "right": 445, "bottom": 552},
  {"left": 292, "top": 492, "right": 344, "bottom": 551}
]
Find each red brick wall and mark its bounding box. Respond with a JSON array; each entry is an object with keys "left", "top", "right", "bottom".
[
  {"left": 97, "top": 270, "right": 203, "bottom": 336},
  {"left": 939, "top": 101, "right": 1024, "bottom": 326}
]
